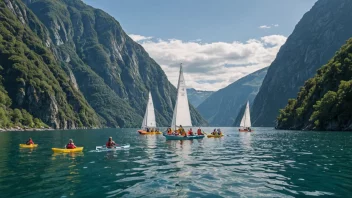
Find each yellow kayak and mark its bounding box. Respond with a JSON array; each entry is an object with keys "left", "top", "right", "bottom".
[
  {"left": 52, "top": 147, "right": 84, "bottom": 153},
  {"left": 138, "top": 130, "right": 162, "bottom": 135},
  {"left": 19, "top": 144, "right": 38, "bottom": 148},
  {"left": 207, "top": 134, "right": 224, "bottom": 138}
]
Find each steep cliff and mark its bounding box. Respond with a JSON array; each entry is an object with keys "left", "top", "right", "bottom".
[
  {"left": 187, "top": 88, "right": 213, "bottom": 107},
  {"left": 251, "top": 0, "right": 352, "bottom": 127},
  {"left": 20, "top": 0, "right": 207, "bottom": 127},
  {"left": 197, "top": 67, "right": 267, "bottom": 126},
  {"left": 0, "top": 0, "right": 101, "bottom": 129},
  {"left": 277, "top": 38, "right": 352, "bottom": 131}
]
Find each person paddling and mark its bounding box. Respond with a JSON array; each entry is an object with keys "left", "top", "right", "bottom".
[
  {"left": 197, "top": 128, "right": 203, "bottom": 136},
  {"left": 188, "top": 128, "right": 194, "bottom": 136},
  {"left": 106, "top": 137, "right": 117, "bottom": 148},
  {"left": 66, "top": 139, "right": 76, "bottom": 149},
  {"left": 26, "top": 138, "right": 34, "bottom": 145}
]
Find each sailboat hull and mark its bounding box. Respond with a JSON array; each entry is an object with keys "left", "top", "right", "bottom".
[
  {"left": 138, "top": 130, "right": 162, "bottom": 135},
  {"left": 238, "top": 129, "right": 253, "bottom": 132},
  {"left": 163, "top": 134, "right": 205, "bottom": 140}
]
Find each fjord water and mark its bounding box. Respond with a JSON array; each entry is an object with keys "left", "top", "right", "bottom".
[{"left": 0, "top": 128, "right": 351, "bottom": 197}]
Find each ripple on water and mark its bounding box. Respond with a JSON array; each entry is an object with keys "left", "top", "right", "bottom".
[{"left": 0, "top": 128, "right": 351, "bottom": 197}]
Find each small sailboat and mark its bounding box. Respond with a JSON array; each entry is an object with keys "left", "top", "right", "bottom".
[
  {"left": 164, "top": 64, "right": 205, "bottom": 140},
  {"left": 138, "top": 92, "right": 161, "bottom": 135},
  {"left": 239, "top": 101, "right": 253, "bottom": 132}
]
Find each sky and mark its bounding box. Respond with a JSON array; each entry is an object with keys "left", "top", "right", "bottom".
[{"left": 84, "top": 0, "right": 317, "bottom": 91}]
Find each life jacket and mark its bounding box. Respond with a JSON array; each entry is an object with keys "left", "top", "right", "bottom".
[
  {"left": 106, "top": 141, "right": 115, "bottom": 147},
  {"left": 66, "top": 143, "right": 76, "bottom": 149},
  {"left": 26, "top": 140, "right": 34, "bottom": 145},
  {"left": 197, "top": 129, "right": 202, "bottom": 135}
]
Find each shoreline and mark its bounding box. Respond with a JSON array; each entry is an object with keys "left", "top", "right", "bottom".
[{"left": 0, "top": 127, "right": 54, "bottom": 132}]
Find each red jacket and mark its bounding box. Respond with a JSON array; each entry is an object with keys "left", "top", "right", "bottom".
[
  {"left": 66, "top": 143, "right": 76, "bottom": 149},
  {"left": 26, "top": 140, "right": 34, "bottom": 145},
  {"left": 106, "top": 141, "right": 116, "bottom": 147}
]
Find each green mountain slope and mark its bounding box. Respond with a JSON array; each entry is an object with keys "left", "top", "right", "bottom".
[
  {"left": 277, "top": 38, "right": 352, "bottom": 131},
  {"left": 187, "top": 88, "right": 213, "bottom": 107},
  {"left": 251, "top": 0, "right": 352, "bottom": 127},
  {"left": 12, "top": 0, "right": 206, "bottom": 127},
  {"left": 197, "top": 67, "right": 267, "bottom": 126},
  {"left": 0, "top": 0, "right": 101, "bottom": 129}
]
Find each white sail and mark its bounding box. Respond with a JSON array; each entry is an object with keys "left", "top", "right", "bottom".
[
  {"left": 171, "top": 64, "right": 192, "bottom": 129},
  {"left": 141, "top": 92, "right": 156, "bottom": 128},
  {"left": 240, "top": 101, "right": 251, "bottom": 127}
]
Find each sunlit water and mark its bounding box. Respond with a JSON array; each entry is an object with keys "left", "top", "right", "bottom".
[{"left": 0, "top": 128, "right": 351, "bottom": 197}]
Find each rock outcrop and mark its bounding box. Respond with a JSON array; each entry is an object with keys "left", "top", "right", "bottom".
[{"left": 251, "top": 0, "right": 352, "bottom": 127}]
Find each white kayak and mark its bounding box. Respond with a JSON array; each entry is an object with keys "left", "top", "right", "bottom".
[{"left": 95, "top": 144, "right": 130, "bottom": 151}]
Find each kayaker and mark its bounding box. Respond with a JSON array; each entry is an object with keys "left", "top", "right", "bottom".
[
  {"left": 188, "top": 128, "right": 194, "bottom": 136},
  {"left": 212, "top": 129, "right": 216, "bottom": 135},
  {"left": 66, "top": 139, "right": 76, "bottom": 149},
  {"left": 146, "top": 128, "right": 150, "bottom": 132},
  {"left": 197, "top": 128, "right": 203, "bottom": 135},
  {"left": 167, "top": 128, "right": 172, "bottom": 135},
  {"left": 106, "top": 137, "right": 117, "bottom": 148},
  {"left": 217, "top": 128, "right": 222, "bottom": 135},
  {"left": 26, "top": 138, "right": 34, "bottom": 145}
]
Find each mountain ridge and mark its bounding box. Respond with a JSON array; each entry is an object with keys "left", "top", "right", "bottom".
[
  {"left": 251, "top": 0, "right": 352, "bottom": 127},
  {"left": 0, "top": 0, "right": 207, "bottom": 128},
  {"left": 197, "top": 67, "right": 268, "bottom": 126}
]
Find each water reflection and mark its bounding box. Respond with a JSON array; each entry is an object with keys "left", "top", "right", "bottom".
[{"left": 238, "top": 131, "right": 253, "bottom": 151}]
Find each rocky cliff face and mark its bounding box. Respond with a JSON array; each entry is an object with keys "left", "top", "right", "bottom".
[
  {"left": 197, "top": 67, "right": 267, "bottom": 126},
  {"left": 3, "top": 0, "right": 207, "bottom": 128},
  {"left": 187, "top": 88, "right": 213, "bottom": 107},
  {"left": 277, "top": 38, "right": 352, "bottom": 131},
  {"left": 251, "top": 0, "right": 352, "bottom": 127},
  {"left": 0, "top": 0, "right": 101, "bottom": 129}
]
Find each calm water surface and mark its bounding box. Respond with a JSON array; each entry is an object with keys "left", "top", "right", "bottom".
[{"left": 0, "top": 128, "right": 351, "bottom": 197}]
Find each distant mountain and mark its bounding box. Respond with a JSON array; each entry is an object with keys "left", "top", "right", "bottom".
[
  {"left": 277, "top": 38, "right": 352, "bottom": 131},
  {"left": 187, "top": 88, "right": 213, "bottom": 107},
  {"left": 0, "top": 0, "right": 207, "bottom": 129},
  {"left": 233, "top": 103, "right": 246, "bottom": 127},
  {"left": 197, "top": 67, "right": 268, "bottom": 126},
  {"left": 251, "top": 0, "right": 352, "bottom": 127}
]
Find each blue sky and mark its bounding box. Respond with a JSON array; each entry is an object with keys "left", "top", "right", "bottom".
[{"left": 84, "top": 0, "right": 317, "bottom": 91}]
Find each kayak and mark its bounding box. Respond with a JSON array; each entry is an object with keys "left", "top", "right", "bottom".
[
  {"left": 163, "top": 134, "right": 205, "bottom": 140},
  {"left": 52, "top": 147, "right": 84, "bottom": 153},
  {"left": 207, "top": 134, "right": 224, "bottom": 138},
  {"left": 19, "top": 144, "right": 38, "bottom": 148},
  {"left": 95, "top": 144, "right": 130, "bottom": 151},
  {"left": 138, "top": 130, "right": 162, "bottom": 135}
]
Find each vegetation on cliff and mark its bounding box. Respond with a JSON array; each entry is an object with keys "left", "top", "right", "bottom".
[
  {"left": 0, "top": 0, "right": 101, "bottom": 128},
  {"left": 251, "top": 0, "right": 352, "bottom": 127},
  {"left": 0, "top": 0, "right": 207, "bottom": 128},
  {"left": 277, "top": 38, "right": 352, "bottom": 131}
]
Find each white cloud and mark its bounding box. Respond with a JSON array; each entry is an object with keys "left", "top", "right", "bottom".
[
  {"left": 129, "top": 34, "right": 153, "bottom": 42},
  {"left": 133, "top": 34, "right": 287, "bottom": 91},
  {"left": 259, "top": 25, "right": 271, "bottom": 29},
  {"left": 259, "top": 24, "right": 279, "bottom": 29}
]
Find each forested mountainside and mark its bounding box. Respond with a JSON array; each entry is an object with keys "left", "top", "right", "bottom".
[
  {"left": 0, "top": 0, "right": 207, "bottom": 129},
  {"left": 251, "top": 0, "right": 352, "bottom": 127},
  {"left": 0, "top": 0, "right": 101, "bottom": 129},
  {"left": 187, "top": 88, "right": 213, "bottom": 107},
  {"left": 277, "top": 38, "right": 352, "bottom": 131},
  {"left": 197, "top": 67, "right": 267, "bottom": 126}
]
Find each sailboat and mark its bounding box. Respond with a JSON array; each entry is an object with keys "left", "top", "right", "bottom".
[
  {"left": 164, "top": 64, "right": 204, "bottom": 140},
  {"left": 138, "top": 92, "right": 161, "bottom": 135},
  {"left": 239, "top": 101, "right": 253, "bottom": 132}
]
